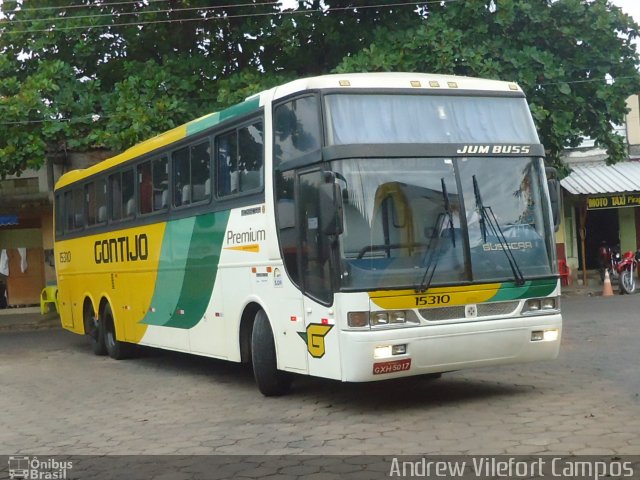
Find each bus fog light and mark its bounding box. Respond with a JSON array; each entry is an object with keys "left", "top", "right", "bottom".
[
  {"left": 392, "top": 344, "right": 407, "bottom": 355},
  {"left": 348, "top": 312, "right": 369, "bottom": 328},
  {"left": 531, "top": 329, "right": 559, "bottom": 342},
  {"left": 374, "top": 345, "right": 393, "bottom": 359}
]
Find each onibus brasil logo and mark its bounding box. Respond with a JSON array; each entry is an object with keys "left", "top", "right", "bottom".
[{"left": 8, "top": 456, "right": 73, "bottom": 479}]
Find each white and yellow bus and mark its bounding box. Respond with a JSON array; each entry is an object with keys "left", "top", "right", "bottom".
[{"left": 55, "top": 73, "right": 562, "bottom": 395}]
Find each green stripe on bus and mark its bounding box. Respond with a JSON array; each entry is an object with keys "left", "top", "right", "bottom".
[
  {"left": 186, "top": 97, "right": 261, "bottom": 137},
  {"left": 489, "top": 278, "right": 556, "bottom": 301},
  {"left": 140, "top": 210, "right": 230, "bottom": 329},
  {"left": 140, "top": 217, "right": 195, "bottom": 327},
  {"left": 163, "top": 210, "right": 229, "bottom": 328}
]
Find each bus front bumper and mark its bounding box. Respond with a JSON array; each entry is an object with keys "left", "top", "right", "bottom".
[{"left": 339, "top": 313, "right": 562, "bottom": 382}]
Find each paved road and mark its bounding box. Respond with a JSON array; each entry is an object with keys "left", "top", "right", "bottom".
[{"left": 1, "top": 296, "right": 639, "bottom": 456}]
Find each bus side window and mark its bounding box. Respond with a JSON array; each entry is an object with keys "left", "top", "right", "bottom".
[
  {"left": 190, "top": 141, "right": 210, "bottom": 203},
  {"left": 122, "top": 169, "right": 135, "bottom": 219},
  {"left": 153, "top": 156, "right": 169, "bottom": 211},
  {"left": 96, "top": 178, "right": 107, "bottom": 224},
  {"left": 173, "top": 147, "right": 190, "bottom": 206},
  {"left": 274, "top": 96, "right": 320, "bottom": 165},
  {"left": 85, "top": 182, "right": 96, "bottom": 226},
  {"left": 109, "top": 173, "right": 122, "bottom": 221},
  {"left": 64, "top": 191, "right": 74, "bottom": 231},
  {"left": 138, "top": 161, "right": 153, "bottom": 215},
  {"left": 55, "top": 193, "right": 64, "bottom": 236},
  {"left": 72, "top": 188, "right": 84, "bottom": 230},
  {"left": 238, "top": 122, "right": 264, "bottom": 192},
  {"left": 216, "top": 131, "right": 237, "bottom": 197}
]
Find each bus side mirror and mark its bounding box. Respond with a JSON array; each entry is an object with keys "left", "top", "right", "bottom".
[
  {"left": 546, "top": 167, "right": 561, "bottom": 232},
  {"left": 319, "top": 172, "right": 344, "bottom": 236}
]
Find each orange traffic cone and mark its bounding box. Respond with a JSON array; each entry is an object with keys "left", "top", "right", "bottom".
[{"left": 602, "top": 269, "right": 614, "bottom": 297}]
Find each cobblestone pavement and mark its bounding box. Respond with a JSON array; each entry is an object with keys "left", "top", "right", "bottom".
[{"left": 0, "top": 296, "right": 639, "bottom": 456}]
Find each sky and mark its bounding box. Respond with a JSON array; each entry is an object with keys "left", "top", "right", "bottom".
[
  {"left": 609, "top": 0, "right": 640, "bottom": 53},
  {"left": 610, "top": 0, "right": 640, "bottom": 24}
]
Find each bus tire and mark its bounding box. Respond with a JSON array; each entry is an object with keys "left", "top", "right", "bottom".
[
  {"left": 251, "top": 310, "right": 291, "bottom": 396},
  {"left": 103, "top": 303, "right": 134, "bottom": 360},
  {"left": 84, "top": 302, "right": 106, "bottom": 356}
]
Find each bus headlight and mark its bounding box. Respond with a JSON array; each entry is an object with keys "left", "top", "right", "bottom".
[
  {"left": 348, "top": 310, "right": 419, "bottom": 328},
  {"left": 523, "top": 297, "right": 558, "bottom": 315},
  {"left": 371, "top": 312, "right": 390, "bottom": 326}
]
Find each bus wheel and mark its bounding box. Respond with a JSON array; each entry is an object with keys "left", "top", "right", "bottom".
[
  {"left": 251, "top": 310, "right": 292, "bottom": 396},
  {"left": 103, "top": 303, "right": 134, "bottom": 360},
  {"left": 84, "top": 303, "right": 106, "bottom": 356}
]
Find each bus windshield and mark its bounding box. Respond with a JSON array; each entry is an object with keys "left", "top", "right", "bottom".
[
  {"left": 324, "top": 93, "right": 539, "bottom": 144},
  {"left": 333, "top": 156, "right": 554, "bottom": 291}
]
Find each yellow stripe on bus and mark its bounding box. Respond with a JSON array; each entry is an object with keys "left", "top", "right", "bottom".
[{"left": 369, "top": 283, "right": 502, "bottom": 309}]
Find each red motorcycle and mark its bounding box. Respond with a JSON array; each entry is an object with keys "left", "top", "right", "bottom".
[
  {"left": 598, "top": 242, "right": 638, "bottom": 294},
  {"left": 616, "top": 250, "right": 638, "bottom": 295}
]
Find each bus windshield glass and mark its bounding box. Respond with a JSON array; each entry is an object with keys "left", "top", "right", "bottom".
[
  {"left": 324, "top": 94, "right": 539, "bottom": 144},
  {"left": 333, "top": 157, "right": 554, "bottom": 291}
]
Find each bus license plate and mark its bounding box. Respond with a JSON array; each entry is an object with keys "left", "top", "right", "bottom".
[{"left": 372, "top": 359, "right": 411, "bottom": 375}]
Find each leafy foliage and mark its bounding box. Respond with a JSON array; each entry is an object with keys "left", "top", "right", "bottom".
[
  {"left": 336, "top": 0, "right": 640, "bottom": 171},
  {"left": 0, "top": 0, "right": 638, "bottom": 176}
]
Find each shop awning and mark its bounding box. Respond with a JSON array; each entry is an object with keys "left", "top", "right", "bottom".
[
  {"left": 0, "top": 215, "right": 18, "bottom": 226},
  {"left": 561, "top": 161, "right": 640, "bottom": 195}
]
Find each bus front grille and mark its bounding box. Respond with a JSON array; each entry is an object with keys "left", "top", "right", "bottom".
[{"left": 419, "top": 301, "right": 520, "bottom": 321}]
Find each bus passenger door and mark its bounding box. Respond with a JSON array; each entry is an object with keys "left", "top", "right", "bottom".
[{"left": 297, "top": 170, "right": 341, "bottom": 380}]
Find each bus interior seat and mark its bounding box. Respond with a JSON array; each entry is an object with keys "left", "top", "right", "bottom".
[
  {"left": 153, "top": 191, "right": 162, "bottom": 210},
  {"left": 125, "top": 198, "right": 135, "bottom": 217},
  {"left": 204, "top": 178, "right": 211, "bottom": 197},
  {"left": 74, "top": 213, "right": 84, "bottom": 228},
  {"left": 161, "top": 189, "right": 169, "bottom": 209},
  {"left": 192, "top": 184, "right": 206, "bottom": 202},
  {"left": 182, "top": 184, "right": 191, "bottom": 204},
  {"left": 97, "top": 206, "right": 107, "bottom": 223}
]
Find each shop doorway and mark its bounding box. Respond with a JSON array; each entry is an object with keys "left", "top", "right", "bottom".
[{"left": 576, "top": 207, "right": 619, "bottom": 269}]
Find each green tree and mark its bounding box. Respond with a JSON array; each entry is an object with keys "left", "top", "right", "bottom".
[
  {"left": 336, "top": 0, "right": 640, "bottom": 172},
  {"left": 1, "top": 0, "right": 638, "bottom": 177},
  {"left": 0, "top": 0, "right": 423, "bottom": 177}
]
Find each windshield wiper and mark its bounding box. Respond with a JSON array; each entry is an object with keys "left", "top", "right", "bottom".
[
  {"left": 415, "top": 178, "right": 457, "bottom": 293},
  {"left": 472, "top": 175, "right": 525, "bottom": 286},
  {"left": 441, "top": 177, "right": 456, "bottom": 248}
]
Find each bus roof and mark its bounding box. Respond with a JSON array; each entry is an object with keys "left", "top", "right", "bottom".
[
  {"left": 270, "top": 72, "right": 522, "bottom": 101},
  {"left": 55, "top": 72, "right": 522, "bottom": 190}
]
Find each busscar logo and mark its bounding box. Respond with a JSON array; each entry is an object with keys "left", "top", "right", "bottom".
[{"left": 483, "top": 241, "right": 533, "bottom": 251}]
